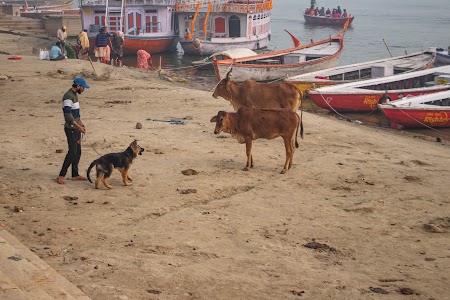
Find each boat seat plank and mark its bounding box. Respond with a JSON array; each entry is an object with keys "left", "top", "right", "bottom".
[{"left": 0, "top": 229, "right": 91, "bottom": 300}]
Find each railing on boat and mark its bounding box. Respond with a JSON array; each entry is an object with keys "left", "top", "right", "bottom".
[
  {"left": 80, "top": 0, "right": 177, "bottom": 6},
  {"left": 174, "top": 0, "right": 272, "bottom": 13}
]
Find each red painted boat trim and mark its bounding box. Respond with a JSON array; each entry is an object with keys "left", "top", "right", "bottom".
[
  {"left": 307, "top": 86, "right": 450, "bottom": 112},
  {"left": 380, "top": 107, "right": 450, "bottom": 128},
  {"left": 88, "top": 36, "right": 177, "bottom": 54}
]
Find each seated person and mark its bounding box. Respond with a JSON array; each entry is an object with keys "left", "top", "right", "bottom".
[
  {"left": 378, "top": 92, "right": 392, "bottom": 104},
  {"left": 319, "top": 7, "right": 325, "bottom": 16},
  {"left": 342, "top": 9, "right": 348, "bottom": 18},
  {"left": 325, "top": 8, "right": 331, "bottom": 17},
  {"left": 50, "top": 42, "right": 66, "bottom": 61}
]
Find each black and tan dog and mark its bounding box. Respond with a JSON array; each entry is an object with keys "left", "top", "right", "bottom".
[{"left": 87, "top": 140, "right": 144, "bottom": 189}]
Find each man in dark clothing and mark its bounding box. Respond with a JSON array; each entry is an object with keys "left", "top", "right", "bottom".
[
  {"left": 56, "top": 78, "right": 90, "bottom": 184},
  {"left": 95, "top": 27, "right": 111, "bottom": 62},
  {"left": 336, "top": 5, "right": 342, "bottom": 14}
]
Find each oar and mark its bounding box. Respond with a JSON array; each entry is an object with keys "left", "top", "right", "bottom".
[{"left": 383, "top": 39, "right": 393, "bottom": 57}]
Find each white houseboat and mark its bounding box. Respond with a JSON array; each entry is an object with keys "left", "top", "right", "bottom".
[
  {"left": 175, "top": 0, "right": 272, "bottom": 55},
  {"left": 80, "top": 0, "right": 178, "bottom": 54}
]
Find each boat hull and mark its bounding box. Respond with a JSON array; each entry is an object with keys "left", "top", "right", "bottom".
[
  {"left": 180, "top": 35, "right": 270, "bottom": 56},
  {"left": 307, "top": 86, "right": 450, "bottom": 112},
  {"left": 303, "top": 14, "right": 354, "bottom": 26},
  {"left": 89, "top": 36, "right": 178, "bottom": 54},
  {"left": 380, "top": 107, "right": 450, "bottom": 128},
  {"left": 436, "top": 51, "right": 450, "bottom": 64},
  {"left": 287, "top": 51, "right": 436, "bottom": 94},
  {"left": 122, "top": 35, "right": 178, "bottom": 54},
  {"left": 215, "top": 54, "right": 340, "bottom": 81}
]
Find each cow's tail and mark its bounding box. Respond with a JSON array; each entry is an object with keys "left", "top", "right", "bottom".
[
  {"left": 87, "top": 159, "right": 99, "bottom": 183},
  {"left": 286, "top": 82, "right": 305, "bottom": 141}
]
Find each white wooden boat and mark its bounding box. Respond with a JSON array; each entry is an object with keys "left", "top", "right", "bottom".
[
  {"left": 213, "top": 19, "right": 349, "bottom": 82},
  {"left": 285, "top": 49, "right": 436, "bottom": 94},
  {"left": 175, "top": 0, "right": 272, "bottom": 56},
  {"left": 191, "top": 48, "right": 258, "bottom": 69},
  {"left": 307, "top": 65, "right": 450, "bottom": 112},
  {"left": 436, "top": 48, "right": 450, "bottom": 64},
  {"left": 378, "top": 90, "right": 450, "bottom": 128}
]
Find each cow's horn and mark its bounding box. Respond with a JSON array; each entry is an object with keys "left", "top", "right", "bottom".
[{"left": 226, "top": 68, "right": 232, "bottom": 80}]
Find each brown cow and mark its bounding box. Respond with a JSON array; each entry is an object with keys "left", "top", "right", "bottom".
[
  {"left": 210, "top": 106, "right": 302, "bottom": 174},
  {"left": 212, "top": 70, "right": 302, "bottom": 112}
]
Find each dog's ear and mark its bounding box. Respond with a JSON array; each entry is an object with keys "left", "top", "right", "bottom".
[
  {"left": 210, "top": 116, "right": 218, "bottom": 122},
  {"left": 131, "top": 140, "right": 137, "bottom": 146}
]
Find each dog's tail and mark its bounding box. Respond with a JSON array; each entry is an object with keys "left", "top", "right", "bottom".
[{"left": 87, "top": 159, "right": 99, "bottom": 183}]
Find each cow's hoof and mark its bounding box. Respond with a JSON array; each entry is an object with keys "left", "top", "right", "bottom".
[
  {"left": 280, "top": 170, "right": 287, "bottom": 174},
  {"left": 243, "top": 167, "right": 249, "bottom": 171}
]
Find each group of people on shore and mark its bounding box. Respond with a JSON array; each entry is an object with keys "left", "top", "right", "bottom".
[
  {"left": 304, "top": 5, "right": 348, "bottom": 18},
  {"left": 50, "top": 25, "right": 154, "bottom": 70}
]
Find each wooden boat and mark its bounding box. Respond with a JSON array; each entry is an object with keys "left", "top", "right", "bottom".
[
  {"left": 307, "top": 65, "right": 450, "bottom": 112},
  {"left": 285, "top": 49, "right": 437, "bottom": 94},
  {"left": 436, "top": 48, "right": 450, "bottom": 64},
  {"left": 175, "top": 0, "right": 272, "bottom": 56},
  {"left": 213, "top": 19, "right": 350, "bottom": 82},
  {"left": 80, "top": 0, "right": 178, "bottom": 54},
  {"left": 191, "top": 48, "right": 258, "bottom": 69},
  {"left": 379, "top": 90, "right": 450, "bottom": 128},
  {"left": 303, "top": 14, "right": 354, "bottom": 26},
  {"left": 21, "top": 0, "right": 74, "bottom": 12}
]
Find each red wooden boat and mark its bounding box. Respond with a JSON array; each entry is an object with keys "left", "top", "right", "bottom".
[
  {"left": 307, "top": 65, "right": 450, "bottom": 112},
  {"left": 378, "top": 90, "right": 450, "bottom": 128},
  {"left": 303, "top": 14, "right": 354, "bottom": 26}
]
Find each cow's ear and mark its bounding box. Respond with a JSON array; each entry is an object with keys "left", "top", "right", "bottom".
[{"left": 210, "top": 116, "right": 218, "bottom": 122}]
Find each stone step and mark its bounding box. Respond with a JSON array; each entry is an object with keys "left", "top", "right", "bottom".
[{"left": 0, "top": 229, "right": 91, "bottom": 300}]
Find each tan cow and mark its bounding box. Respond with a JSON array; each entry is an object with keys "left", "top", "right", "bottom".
[
  {"left": 212, "top": 70, "right": 302, "bottom": 112},
  {"left": 210, "top": 106, "right": 302, "bottom": 174}
]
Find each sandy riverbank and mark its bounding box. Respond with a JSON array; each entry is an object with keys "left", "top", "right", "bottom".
[{"left": 0, "top": 31, "right": 450, "bottom": 300}]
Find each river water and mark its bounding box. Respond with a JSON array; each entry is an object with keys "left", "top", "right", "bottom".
[{"left": 122, "top": 0, "right": 450, "bottom": 140}]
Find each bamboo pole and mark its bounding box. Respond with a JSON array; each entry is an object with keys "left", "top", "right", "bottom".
[
  {"left": 383, "top": 39, "right": 393, "bottom": 57},
  {"left": 88, "top": 56, "right": 98, "bottom": 77}
]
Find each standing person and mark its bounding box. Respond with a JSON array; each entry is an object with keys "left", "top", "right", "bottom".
[
  {"left": 137, "top": 49, "right": 155, "bottom": 70},
  {"left": 57, "top": 25, "right": 68, "bottom": 54},
  {"left": 56, "top": 78, "right": 90, "bottom": 185},
  {"left": 336, "top": 6, "right": 342, "bottom": 15},
  {"left": 50, "top": 42, "right": 66, "bottom": 61},
  {"left": 77, "top": 29, "right": 90, "bottom": 60},
  {"left": 111, "top": 31, "right": 124, "bottom": 67},
  {"left": 95, "top": 27, "right": 110, "bottom": 62}
]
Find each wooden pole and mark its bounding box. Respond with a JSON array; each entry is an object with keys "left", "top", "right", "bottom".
[
  {"left": 88, "top": 56, "right": 98, "bottom": 77},
  {"left": 383, "top": 39, "right": 393, "bottom": 57}
]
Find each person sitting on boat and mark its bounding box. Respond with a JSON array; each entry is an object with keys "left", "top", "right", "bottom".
[
  {"left": 336, "top": 6, "right": 342, "bottom": 14},
  {"left": 314, "top": 7, "right": 319, "bottom": 16},
  {"left": 378, "top": 91, "right": 392, "bottom": 104},
  {"left": 49, "top": 42, "right": 66, "bottom": 61},
  {"left": 332, "top": 9, "right": 341, "bottom": 18},
  {"left": 137, "top": 49, "right": 155, "bottom": 70},
  {"left": 325, "top": 8, "right": 331, "bottom": 17},
  {"left": 185, "top": 28, "right": 193, "bottom": 40},
  {"left": 304, "top": 7, "right": 310, "bottom": 15},
  {"left": 342, "top": 9, "right": 348, "bottom": 18},
  {"left": 94, "top": 27, "right": 111, "bottom": 63},
  {"left": 319, "top": 7, "right": 325, "bottom": 16},
  {"left": 310, "top": 9, "right": 315, "bottom": 16}
]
